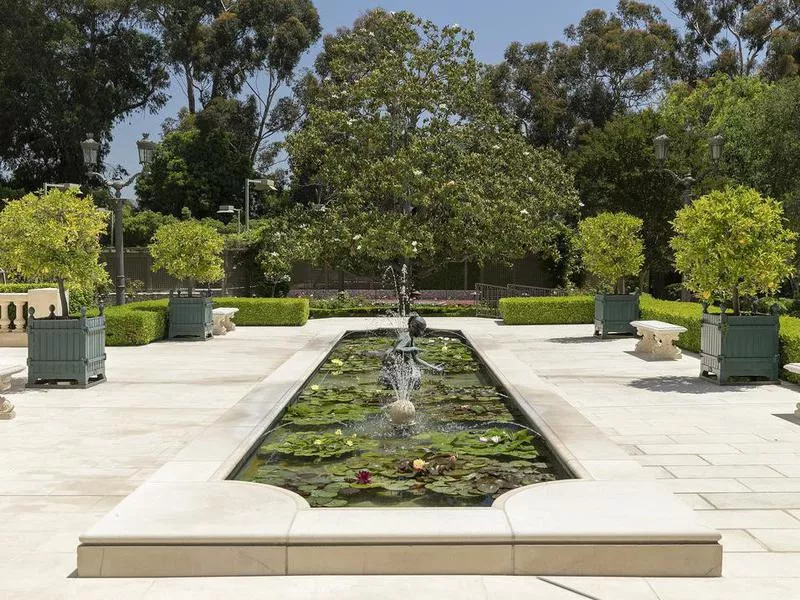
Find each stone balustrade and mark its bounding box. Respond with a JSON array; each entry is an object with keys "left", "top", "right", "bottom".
[{"left": 0, "top": 288, "right": 64, "bottom": 347}]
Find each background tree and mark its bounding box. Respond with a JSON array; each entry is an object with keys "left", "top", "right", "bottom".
[
  {"left": 146, "top": 0, "right": 321, "bottom": 168},
  {"left": 0, "top": 0, "right": 168, "bottom": 189},
  {"left": 488, "top": 1, "right": 679, "bottom": 151},
  {"left": 0, "top": 189, "right": 109, "bottom": 314},
  {"left": 287, "top": 10, "right": 579, "bottom": 279},
  {"left": 149, "top": 219, "right": 224, "bottom": 296},
  {"left": 675, "top": 0, "right": 800, "bottom": 77},
  {"left": 135, "top": 97, "right": 258, "bottom": 217},
  {"left": 570, "top": 110, "right": 682, "bottom": 277}
]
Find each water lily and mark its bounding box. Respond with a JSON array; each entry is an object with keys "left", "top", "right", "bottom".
[
  {"left": 310, "top": 384, "right": 320, "bottom": 392},
  {"left": 345, "top": 439, "right": 354, "bottom": 447},
  {"left": 334, "top": 429, "right": 343, "bottom": 436},
  {"left": 479, "top": 436, "right": 489, "bottom": 443},
  {"left": 490, "top": 435, "right": 502, "bottom": 444},
  {"left": 331, "top": 358, "right": 344, "bottom": 366},
  {"left": 356, "top": 469, "right": 372, "bottom": 484},
  {"left": 313, "top": 439, "right": 323, "bottom": 446},
  {"left": 412, "top": 458, "right": 428, "bottom": 472}
]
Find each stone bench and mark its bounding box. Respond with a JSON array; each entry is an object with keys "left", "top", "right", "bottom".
[
  {"left": 212, "top": 308, "right": 239, "bottom": 336},
  {"left": 630, "top": 320, "right": 687, "bottom": 360},
  {"left": 0, "top": 364, "right": 24, "bottom": 392}
]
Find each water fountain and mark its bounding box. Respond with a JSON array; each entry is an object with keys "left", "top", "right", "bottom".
[{"left": 380, "top": 314, "right": 442, "bottom": 426}]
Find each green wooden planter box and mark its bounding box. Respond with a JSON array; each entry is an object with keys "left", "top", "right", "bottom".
[
  {"left": 594, "top": 293, "right": 639, "bottom": 338},
  {"left": 168, "top": 294, "right": 212, "bottom": 340},
  {"left": 26, "top": 307, "right": 106, "bottom": 388},
  {"left": 700, "top": 312, "right": 780, "bottom": 385}
]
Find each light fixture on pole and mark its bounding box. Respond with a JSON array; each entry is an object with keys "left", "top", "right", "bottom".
[
  {"left": 82, "top": 132, "right": 156, "bottom": 306},
  {"left": 217, "top": 205, "right": 242, "bottom": 234},
  {"left": 42, "top": 183, "right": 82, "bottom": 195},
  {"left": 243, "top": 178, "right": 276, "bottom": 231}
]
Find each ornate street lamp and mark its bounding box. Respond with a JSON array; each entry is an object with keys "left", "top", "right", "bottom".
[
  {"left": 82, "top": 133, "right": 156, "bottom": 306},
  {"left": 217, "top": 204, "right": 242, "bottom": 234},
  {"left": 654, "top": 131, "right": 725, "bottom": 301}
]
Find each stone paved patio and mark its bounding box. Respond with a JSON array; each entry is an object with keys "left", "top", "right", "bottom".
[{"left": 2, "top": 318, "right": 800, "bottom": 598}]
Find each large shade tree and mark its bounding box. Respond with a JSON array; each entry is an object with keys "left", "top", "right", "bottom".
[
  {"left": 0, "top": 0, "right": 168, "bottom": 189},
  {"left": 286, "top": 10, "right": 580, "bottom": 279}
]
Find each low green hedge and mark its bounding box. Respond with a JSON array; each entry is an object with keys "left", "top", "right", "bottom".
[
  {"left": 91, "top": 300, "right": 169, "bottom": 346},
  {"left": 310, "top": 304, "right": 475, "bottom": 318},
  {"left": 499, "top": 296, "right": 595, "bottom": 325},
  {"left": 0, "top": 283, "right": 57, "bottom": 293},
  {"left": 211, "top": 297, "right": 309, "bottom": 326}
]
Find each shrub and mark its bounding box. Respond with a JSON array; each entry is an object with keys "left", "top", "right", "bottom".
[
  {"left": 0, "top": 189, "right": 109, "bottom": 314},
  {"left": 211, "top": 297, "right": 309, "bottom": 326},
  {"left": 499, "top": 296, "right": 594, "bottom": 325},
  {"left": 671, "top": 186, "right": 796, "bottom": 314},
  {"left": 576, "top": 212, "right": 644, "bottom": 293},
  {"left": 0, "top": 283, "right": 57, "bottom": 293},
  {"left": 310, "top": 304, "right": 475, "bottom": 318},
  {"left": 149, "top": 220, "right": 224, "bottom": 296},
  {"left": 89, "top": 300, "right": 169, "bottom": 346}
]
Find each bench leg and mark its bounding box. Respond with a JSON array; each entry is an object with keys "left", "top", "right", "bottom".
[
  {"left": 0, "top": 375, "right": 10, "bottom": 392},
  {"left": 223, "top": 316, "right": 236, "bottom": 332},
  {"left": 212, "top": 318, "right": 227, "bottom": 336},
  {"left": 653, "top": 333, "right": 682, "bottom": 360},
  {"left": 634, "top": 329, "right": 658, "bottom": 354}
]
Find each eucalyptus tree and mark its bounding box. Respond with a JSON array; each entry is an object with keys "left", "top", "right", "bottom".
[{"left": 488, "top": 1, "right": 679, "bottom": 151}]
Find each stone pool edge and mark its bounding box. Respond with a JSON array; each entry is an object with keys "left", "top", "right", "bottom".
[{"left": 76, "top": 318, "right": 722, "bottom": 578}]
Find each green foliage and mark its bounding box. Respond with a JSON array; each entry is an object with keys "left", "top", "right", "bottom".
[
  {"left": 671, "top": 186, "right": 797, "bottom": 312},
  {"left": 570, "top": 110, "right": 683, "bottom": 272},
  {"left": 288, "top": 9, "right": 579, "bottom": 276},
  {"left": 260, "top": 431, "right": 375, "bottom": 460},
  {"left": 420, "top": 428, "right": 539, "bottom": 460},
  {"left": 123, "top": 210, "right": 177, "bottom": 247},
  {"left": 0, "top": 283, "right": 56, "bottom": 293},
  {"left": 499, "top": 296, "right": 595, "bottom": 325},
  {"left": 149, "top": 220, "right": 225, "bottom": 289},
  {"left": 576, "top": 212, "right": 645, "bottom": 293},
  {"left": 101, "top": 301, "right": 169, "bottom": 346},
  {"left": 0, "top": 1, "right": 168, "bottom": 188},
  {"left": 310, "top": 304, "right": 475, "bottom": 319},
  {"left": 210, "top": 297, "right": 309, "bottom": 326},
  {"left": 0, "top": 189, "right": 109, "bottom": 314},
  {"left": 488, "top": 2, "right": 679, "bottom": 150}
]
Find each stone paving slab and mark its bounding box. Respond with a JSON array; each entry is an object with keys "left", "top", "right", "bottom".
[{"left": 4, "top": 319, "right": 800, "bottom": 597}]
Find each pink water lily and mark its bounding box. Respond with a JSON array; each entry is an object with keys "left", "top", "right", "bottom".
[{"left": 356, "top": 470, "right": 372, "bottom": 484}]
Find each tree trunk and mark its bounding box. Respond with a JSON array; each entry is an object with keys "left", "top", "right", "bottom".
[
  {"left": 185, "top": 64, "right": 196, "bottom": 114},
  {"left": 56, "top": 278, "right": 68, "bottom": 318},
  {"left": 188, "top": 279, "right": 194, "bottom": 298},
  {"left": 732, "top": 285, "right": 740, "bottom": 316}
]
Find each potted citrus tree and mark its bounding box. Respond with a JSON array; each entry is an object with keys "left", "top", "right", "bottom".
[
  {"left": 0, "top": 189, "right": 109, "bottom": 387},
  {"left": 149, "top": 220, "right": 224, "bottom": 340},
  {"left": 671, "top": 186, "right": 796, "bottom": 384},
  {"left": 576, "top": 212, "right": 644, "bottom": 338}
]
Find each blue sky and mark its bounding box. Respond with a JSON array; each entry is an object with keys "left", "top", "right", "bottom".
[{"left": 109, "top": 0, "right": 677, "bottom": 192}]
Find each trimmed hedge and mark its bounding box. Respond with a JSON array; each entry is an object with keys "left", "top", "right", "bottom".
[
  {"left": 310, "top": 304, "right": 475, "bottom": 318},
  {"left": 90, "top": 300, "right": 169, "bottom": 346},
  {"left": 211, "top": 297, "right": 309, "bottom": 326},
  {"left": 639, "top": 296, "right": 702, "bottom": 353},
  {"left": 499, "top": 296, "right": 595, "bottom": 325},
  {"left": 0, "top": 283, "right": 57, "bottom": 293}
]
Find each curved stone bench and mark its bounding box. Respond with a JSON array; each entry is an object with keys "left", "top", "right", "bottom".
[
  {"left": 212, "top": 308, "right": 239, "bottom": 336},
  {"left": 630, "top": 320, "right": 687, "bottom": 360}
]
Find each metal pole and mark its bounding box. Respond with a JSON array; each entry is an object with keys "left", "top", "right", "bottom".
[
  {"left": 114, "top": 189, "right": 126, "bottom": 306},
  {"left": 244, "top": 179, "right": 250, "bottom": 231}
]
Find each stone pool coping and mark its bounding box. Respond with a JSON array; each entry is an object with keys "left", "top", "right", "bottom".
[{"left": 77, "top": 319, "right": 722, "bottom": 577}]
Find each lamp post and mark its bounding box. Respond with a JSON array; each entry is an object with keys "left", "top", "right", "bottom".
[
  {"left": 243, "top": 178, "right": 276, "bottom": 231},
  {"left": 81, "top": 133, "right": 156, "bottom": 306},
  {"left": 43, "top": 183, "right": 82, "bottom": 195},
  {"left": 654, "top": 131, "right": 724, "bottom": 300}
]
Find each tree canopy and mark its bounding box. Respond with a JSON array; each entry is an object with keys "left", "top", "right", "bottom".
[
  {"left": 149, "top": 219, "right": 225, "bottom": 294},
  {"left": 286, "top": 9, "right": 579, "bottom": 276}
]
